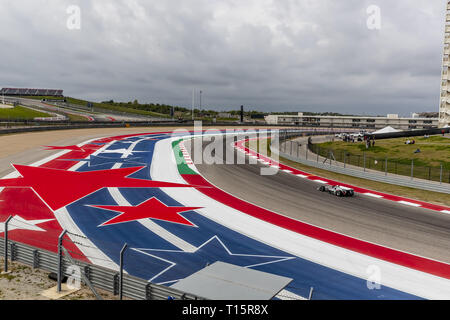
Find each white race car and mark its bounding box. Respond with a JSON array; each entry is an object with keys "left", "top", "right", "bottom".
[{"left": 317, "top": 184, "right": 355, "bottom": 197}]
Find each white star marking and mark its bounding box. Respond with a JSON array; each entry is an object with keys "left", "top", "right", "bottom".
[{"left": 0, "top": 215, "right": 54, "bottom": 233}]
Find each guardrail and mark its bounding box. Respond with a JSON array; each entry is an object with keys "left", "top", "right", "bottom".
[
  {"left": 0, "top": 123, "right": 367, "bottom": 136},
  {"left": 309, "top": 140, "right": 450, "bottom": 185},
  {"left": 55, "top": 102, "right": 169, "bottom": 121},
  {"left": 272, "top": 136, "right": 450, "bottom": 194},
  {"left": 0, "top": 231, "right": 203, "bottom": 300}
]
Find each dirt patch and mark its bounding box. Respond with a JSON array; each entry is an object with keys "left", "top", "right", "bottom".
[{"left": 0, "top": 257, "right": 118, "bottom": 300}]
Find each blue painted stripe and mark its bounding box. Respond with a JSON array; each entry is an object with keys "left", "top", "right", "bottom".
[{"left": 64, "top": 133, "right": 421, "bottom": 300}]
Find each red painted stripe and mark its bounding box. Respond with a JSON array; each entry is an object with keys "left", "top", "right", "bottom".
[
  {"left": 0, "top": 132, "right": 163, "bottom": 262},
  {"left": 181, "top": 173, "right": 450, "bottom": 279},
  {"left": 0, "top": 188, "right": 89, "bottom": 262},
  {"left": 40, "top": 133, "right": 163, "bottom": 170},
  {"left": 235, "top": 139, "right": 450, "bottom": 213},
  {"left": 42, "top": 145, "right": 103, "bottom": 170}
]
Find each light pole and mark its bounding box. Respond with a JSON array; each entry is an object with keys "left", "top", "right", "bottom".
[{"left": 192, "top": 89, "right": 195, "bottom": 121}]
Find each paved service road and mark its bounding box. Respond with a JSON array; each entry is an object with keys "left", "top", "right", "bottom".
[{"left": 186, "top": 136, "right": 450, "bottom": 264}]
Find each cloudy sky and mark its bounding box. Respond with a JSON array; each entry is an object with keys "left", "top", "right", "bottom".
[{"left": 0, "top": 0, "right": 447, "bottom": 115}]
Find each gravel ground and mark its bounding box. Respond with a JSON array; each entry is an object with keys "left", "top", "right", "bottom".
[{"left": 0, "top": 257, "right": 119, "bottom": 300}]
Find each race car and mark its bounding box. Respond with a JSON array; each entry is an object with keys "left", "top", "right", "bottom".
[{"left": 317, "top": 184, "right": 355, "bottom": 197}]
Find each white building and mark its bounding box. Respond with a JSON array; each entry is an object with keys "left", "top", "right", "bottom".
[
  {"left": 264, "top": 113, "right": 438, "bottom": 130},
  {"left": 440, "top": 1, "right": 450, "bottom": 127}
]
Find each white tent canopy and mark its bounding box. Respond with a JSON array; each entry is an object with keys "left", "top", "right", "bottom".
[{"left": 372, "top": 126, "right": 401, "bottom": 134}]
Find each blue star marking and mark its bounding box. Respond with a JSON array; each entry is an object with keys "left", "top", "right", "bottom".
[
  {"left": 57, "top": 155, "right": 148, "bottom": 167},
  {"left": 132, "top": 236, "right": 295, "bottom": 285}
]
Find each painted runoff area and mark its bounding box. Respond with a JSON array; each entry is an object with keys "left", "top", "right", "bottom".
[{"left": 0, "top": 130, "right": 448, "bottom": 300}]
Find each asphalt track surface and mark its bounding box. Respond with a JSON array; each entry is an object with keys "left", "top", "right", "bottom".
[
  {"left": 188, "top": 136, "right": 450, "bottom": 264},
  {"left": 0, "top": 133, "right": 108, "bottom": 178},
  {"left": 0, "top": 127, "right": 190, "bottom": 177},
  {"left": 0, "top": 129, "right": 449, "bottom": 299}
]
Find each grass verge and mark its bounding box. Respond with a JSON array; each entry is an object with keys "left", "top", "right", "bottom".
[
  {"left": 316, "top": 136, "right": 450, "bottom": 169},
  {"left": 0, "top": 106, "right": 52, "bottom": 119},
  {"left": 247, "top": 139, "right": 450, "bottom": 207}
]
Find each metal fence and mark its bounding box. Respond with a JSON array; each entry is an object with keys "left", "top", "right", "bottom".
[
  {"left": 51, "top": 101, "right": 172, "bottom": 121},
  {"left": 0, "top": 226, "right": 203, "bottom": 301},
  {"left": 273, "top": 136, "right": 450, "bottom": 194},
  {"left": 309, "top": 143, "right": 450, "bottom": 184}
]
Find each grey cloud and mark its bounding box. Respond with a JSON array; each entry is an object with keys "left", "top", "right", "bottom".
[{"left": 0, "top": 0, "right": 446, "bottom": 115}]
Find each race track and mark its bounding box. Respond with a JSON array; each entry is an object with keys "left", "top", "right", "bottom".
[
  {"left": 0, "top": 129, "right": 449, "bottom": 300},
  {"left": 189, "top": 137, "right": 450, "bottom": 264}
]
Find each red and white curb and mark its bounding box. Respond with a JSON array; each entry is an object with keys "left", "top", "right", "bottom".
[
  {"left": 153, "top": 135, "right": 450, "bottom": 299},
  {"left": 179, "top": 140, "right": 194, "bottom": 165},
  {"left": 234, "top": 138, "right": 450, "bottom": 214}
]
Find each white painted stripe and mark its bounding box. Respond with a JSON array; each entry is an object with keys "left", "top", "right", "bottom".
[
  {"left": 152, "top": 137, "right": 450, "bottom": 300},
  {"left": 67, "top": 161, "right": 87, "bottom": 172},
  {"left": 312, "top": 180, "right": 328, "bottom": 184},
  {"left": 296, "top": 174, "right": 309, "bottom": 178},
  {"left": 398, "top": 201, "right": 422, "bottom": 207},
  {"left": 57, "top": 138, "right": 126, "bottom": 269},
  {"left": 364, "top": 193, "right": 384, "bottom": 199},
  {"left": 31, "top": 150, "right": 69, "bottom": 167},
  {"left": 441, "top": 210, "right": 450, "bottom": 214},
  {"left": 107, "top": 188, "right": 197, "bottom": 253},
  {"left": 0, "top": 135, "right": 119, "bottom": 269},
  {"left": 106, "top": 136, "right": 199, "bottom": 252},
  {"left": 282, "top": 170, "right": 293, "bottom": 173},
  {"left": 61, "top": 136, "right": 146, "bottom": 268},
  {"left": 1, "top": 149, "right": 70, "bottom": 180},
  {"left": 55, "top": 207, "right": 120, "bottom": 271}
]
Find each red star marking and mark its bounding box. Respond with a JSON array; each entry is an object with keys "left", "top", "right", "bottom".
[
  {"left": 91, "top": 197, "right": 202, "bottom": 226},
  {"left": 0, "top": 165, "right": 199, "bottom": 211}
]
